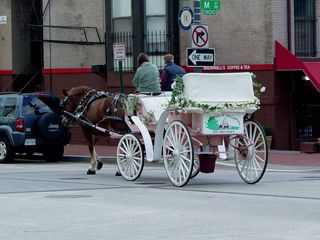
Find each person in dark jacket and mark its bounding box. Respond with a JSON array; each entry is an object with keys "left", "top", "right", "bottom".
[{"left": 160, "top": 54, "right": 186, "bottom": 91}]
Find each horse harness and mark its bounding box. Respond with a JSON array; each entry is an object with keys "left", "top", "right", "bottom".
[{"left": 72, "top": 89, "right": 125, "bottom": 131}]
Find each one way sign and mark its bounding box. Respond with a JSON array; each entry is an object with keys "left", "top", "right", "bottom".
[{"left": 187, "top": 48, "right": 215, "bottom": 67}]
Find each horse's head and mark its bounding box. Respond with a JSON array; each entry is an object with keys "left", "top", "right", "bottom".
[{"left": 60, "top": 86, "right": 93, "bottom": 126}]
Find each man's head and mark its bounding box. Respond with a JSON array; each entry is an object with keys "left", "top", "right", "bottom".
[{"left": 163, "top": 54, "right": 174, "bottom": 63}]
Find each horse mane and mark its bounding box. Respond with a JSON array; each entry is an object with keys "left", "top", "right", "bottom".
[{"left": 68, "top": 85, "right": 93, "bottom": 96}]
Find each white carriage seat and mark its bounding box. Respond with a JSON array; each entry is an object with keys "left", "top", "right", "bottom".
[
  {"left": 183, "top": 72, "right": 256, "bottom": 104},
  {"left": 138, "top": 92, "right": 172, "bottom": 121}
]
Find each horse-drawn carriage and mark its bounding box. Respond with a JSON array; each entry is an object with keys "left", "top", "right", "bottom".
[
  {"left": 117, "top": 72, "right": 268, "bottom": 187},
  {"left": 62, "top": 72, "right": 268, "bottom": 187}
]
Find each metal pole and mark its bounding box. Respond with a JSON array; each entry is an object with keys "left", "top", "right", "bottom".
[
  {"left": 194, "top": 0, "right": 202, "bottom": 73},
  {"left": 119, "top": 61, "right": 124, "bottom": 93}
]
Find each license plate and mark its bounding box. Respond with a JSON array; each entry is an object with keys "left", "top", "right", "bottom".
[{"left": 24, "top": 138, "right": 36, "bottom": 146}]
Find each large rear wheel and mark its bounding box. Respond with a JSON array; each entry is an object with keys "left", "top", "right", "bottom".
[
  {"left": 163, "top": 120, "right": 194, "bottom": 187},
  {"left": 234, "top": 120, "right": 268, "bottom": 184}
]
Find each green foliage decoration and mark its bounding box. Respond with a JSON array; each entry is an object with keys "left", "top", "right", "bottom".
[
  {"left": 166, "top": 75, "right": 263, "bottom": 113},
  {"left": 122, "top": 95, "right": 140, "bottom": 115}
]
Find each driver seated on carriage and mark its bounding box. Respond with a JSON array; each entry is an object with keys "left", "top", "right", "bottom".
[{"left": 132, "top": 53, "right": 161, "bottom": 95}]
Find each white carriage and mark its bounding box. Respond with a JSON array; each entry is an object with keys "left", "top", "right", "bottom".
[{"left": 117, "top": 72, "right": 268, "bottom": 187}]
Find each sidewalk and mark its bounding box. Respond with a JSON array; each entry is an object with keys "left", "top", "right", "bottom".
[{"left": 64, "top": 144, "right": 320, "bottom": 167}]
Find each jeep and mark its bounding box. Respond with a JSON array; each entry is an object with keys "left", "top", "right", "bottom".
[{"left": 0, "top": 92, "right": 71, "bottom": 162}]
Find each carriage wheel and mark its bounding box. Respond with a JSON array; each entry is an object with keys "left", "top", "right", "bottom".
[
  {"left": 190, "top": 145, "right": 202, "bottom": 179},
  {"left": 163, "top": 120, "right": 194, "bottom": 187},
  {"left": 234, "top": 120, "right": 268, "bottom": 184},
  {"left": 117, "top": 133, "right": 144, "bottom": 181}
]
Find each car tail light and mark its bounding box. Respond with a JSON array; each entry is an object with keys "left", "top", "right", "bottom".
[{"left": 16, "top": 118, "right": 24, "bottom": 132}]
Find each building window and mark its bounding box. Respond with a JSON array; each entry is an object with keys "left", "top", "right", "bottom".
[
  {"left": 112, "top": 0, "right": 132, "bottom": 32},
  {"left": 109, "top": 0, "right": 177, "bottom": 72},
  {"left": 146, "top": 0, "right": 167, "bottom": 67},
  {"left": 294, "top": 0, "right": 316, "bottom": 57},
  {"left": 112, "top": 0, "right": 133, "bottom": 71}
]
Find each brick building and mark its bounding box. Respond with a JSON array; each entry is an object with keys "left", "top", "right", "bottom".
[{"left": 0, "top": 0, "right": 320, "bottom": 150}]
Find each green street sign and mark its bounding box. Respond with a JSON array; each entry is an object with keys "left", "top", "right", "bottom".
[
  {"left": 204, "top": 9, "right": 216, "bottom": 15},
  {"left": 201, "top": 0, "right": 221, "bottom": 15}
]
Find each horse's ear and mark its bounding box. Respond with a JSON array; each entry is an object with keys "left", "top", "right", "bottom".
[{"left": 62, "top": 89, "right": 68, "bottom": 96}]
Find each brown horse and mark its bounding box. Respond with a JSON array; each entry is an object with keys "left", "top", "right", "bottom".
[{"left": 61, "top": 86, "right": 128, "bottom": 174}]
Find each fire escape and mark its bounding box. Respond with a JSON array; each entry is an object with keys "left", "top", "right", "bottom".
[{"left": 8, "top": 0, "right": 105, "bottom": 92}]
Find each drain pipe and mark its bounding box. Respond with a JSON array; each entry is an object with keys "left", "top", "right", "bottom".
[{"left": 287, "top": 0, "right": 292, "bottom": 51}]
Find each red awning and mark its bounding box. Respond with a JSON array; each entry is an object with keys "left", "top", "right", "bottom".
[{"left": 275, "top": 40, "right": 320, "bottom": 92}]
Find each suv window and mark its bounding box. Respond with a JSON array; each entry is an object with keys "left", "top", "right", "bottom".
[
  {"left": 23, "top": 96, "right": 51, "bottom": 116},
  {"left": 3, "top": 98, "right": 17, "bottom": 118}
]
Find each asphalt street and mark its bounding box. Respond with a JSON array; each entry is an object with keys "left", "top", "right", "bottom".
[{"left": 0, "top": 159, "right": 319, "bottom": 240}]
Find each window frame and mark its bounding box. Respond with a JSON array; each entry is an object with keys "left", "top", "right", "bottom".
[{"left": 294, "top": 0, "right": 317, "bottom": 57}]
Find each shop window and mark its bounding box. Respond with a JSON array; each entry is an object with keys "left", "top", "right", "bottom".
[{"left": 294, "top": 0, "right": 316, "bottom": 57}]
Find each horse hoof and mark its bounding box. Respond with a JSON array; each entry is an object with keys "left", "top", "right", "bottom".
[
  {"left": 97, "top": 161, "right": 103, "bottom": 170},
  {"left": 87, "top": 169, "right": 96, "bottom": 175},
  {"left": 115, "top": 171, "right": 121, "bottom": 176}
]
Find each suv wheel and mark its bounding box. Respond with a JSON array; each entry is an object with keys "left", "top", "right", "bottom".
[
  {"left": 0, "top": 137, "right": 14, "bottom": 163},
  {"left": 44, "top": 145, "right": 64, "bottom": 162}
]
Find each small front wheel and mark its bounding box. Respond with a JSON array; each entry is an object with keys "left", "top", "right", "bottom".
[
  {"left": 234, "top": 120, "right": 268, "bottom": 184},
  {"left": 163, "top": 120, "right": 194, "bottom": 187},
  {"left": 117, "top": 134, "right": 144, "bottom": 181}
]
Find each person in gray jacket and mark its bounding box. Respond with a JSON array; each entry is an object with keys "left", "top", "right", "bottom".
[{"left": 132, "top": 53, "right": 161, "bottom": 93}]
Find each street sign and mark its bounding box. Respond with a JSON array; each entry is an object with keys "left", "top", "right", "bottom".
[
  {"left": 187, "top": 48, "right": 215, "bottom": 67},
  {"left": 0, "top": 16, "right": 7, "bottom": 24},
  {"left": 178, "top": 6, "right": 194, "bottom": 31},
  {"left": 201, "top": 0, "right": 221, "bottom": 15},
  {"left": 191, "top": 24, "right": 209, "bottom": 48},
  {"left": 113, "top": 42, "right": 126, "bottom": 60}
]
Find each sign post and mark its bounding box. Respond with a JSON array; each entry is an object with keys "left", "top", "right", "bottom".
[
  {"left": 113, "top": 43, "right": 126, "bottom": 93},
  {"left": 193, "top": 0, "right": 202, "bottom": 73}
]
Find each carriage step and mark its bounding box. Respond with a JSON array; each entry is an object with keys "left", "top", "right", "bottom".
[{"left": 300, "top": 142, "right": 319, "bottom": 153}]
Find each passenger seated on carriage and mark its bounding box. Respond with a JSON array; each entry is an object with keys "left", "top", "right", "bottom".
[
  {"left": 132, "top": 53, "right": 161, "bottom": 95},
  {"left": 160, "top": 54, "right": 186, "bottom": 91}
]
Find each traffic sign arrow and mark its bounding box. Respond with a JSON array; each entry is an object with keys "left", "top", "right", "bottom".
[{"left": 187, "top": 48, "right": 215, "bottom": 67}]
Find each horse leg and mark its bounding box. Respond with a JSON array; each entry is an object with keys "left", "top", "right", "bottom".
[
  {"left": 81, "top": 127, "right": 98, "bottom": 175},
  {"left": 93, "top": 135, "right": 103, "bottom": 171},
  {"left": 87, "top": 140, "right": 97, "bottom": 175}
]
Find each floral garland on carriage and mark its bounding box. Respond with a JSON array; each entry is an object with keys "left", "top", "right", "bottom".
[{"left": 166, "top": 74, "right": 265, "bottom": 113}]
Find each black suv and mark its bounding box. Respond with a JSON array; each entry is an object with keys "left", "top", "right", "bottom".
[{"left": 0, "top": 92, "right": 71, "bottom": 162}]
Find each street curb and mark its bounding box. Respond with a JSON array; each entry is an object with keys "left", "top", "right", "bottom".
[{"left": 63, "top": 155, "right": 116, "bottom": 162}]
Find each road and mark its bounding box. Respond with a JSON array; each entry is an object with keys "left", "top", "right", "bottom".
[{"left": 0, "top": 159, "right": 319, "bottom": 240}]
